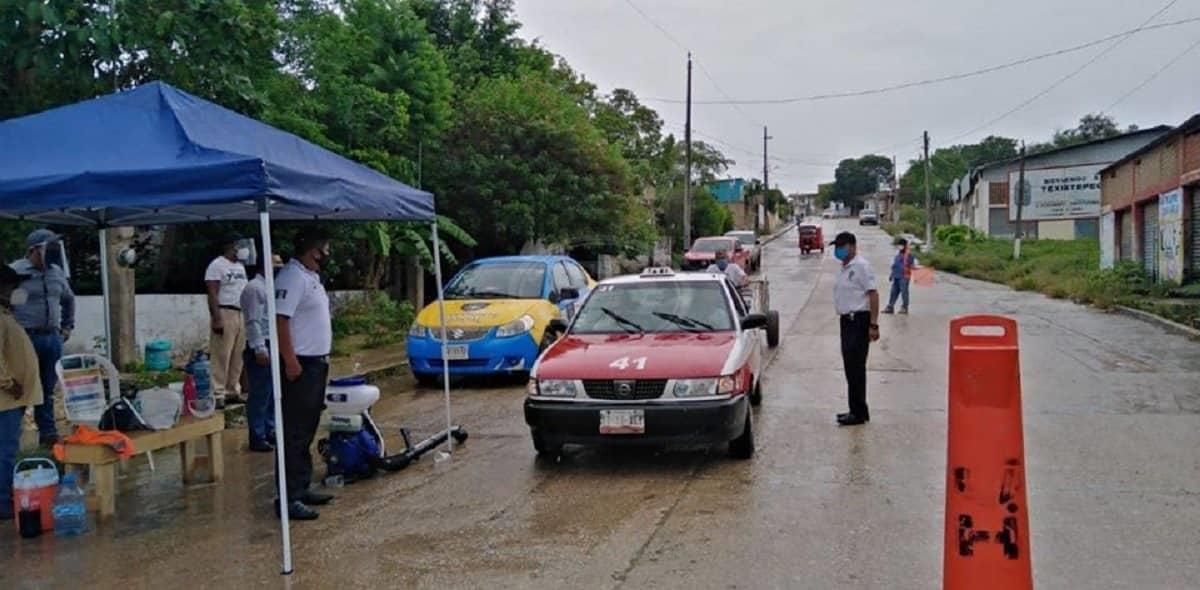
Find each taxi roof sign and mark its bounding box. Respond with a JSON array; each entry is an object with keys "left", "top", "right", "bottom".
[{"left": 641, "top": 267, "right": 676, "bottom": 277}]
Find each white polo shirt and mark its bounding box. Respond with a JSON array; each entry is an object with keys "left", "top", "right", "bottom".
[
  {"left": 274, "top": 259, "right": 332, "bottom": 356},
  {"left": 205, "top": 256, "right": 248, "bottom": 307},
  {"left": 834, "top": 255, "right": 877, "bottom": 315}
]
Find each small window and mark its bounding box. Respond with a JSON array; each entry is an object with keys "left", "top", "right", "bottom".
[
  {"left": 726, "top": 280, "right": 747, "bottom": 317},
  {"left": 565, "top": 262, "right": 588, "bottom": 289},
  {"left": 551, "top": 263, "right": 571, "bottom": 292}
]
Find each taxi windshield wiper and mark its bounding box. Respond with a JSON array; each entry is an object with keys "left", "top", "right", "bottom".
[
  {"left": 600, "top": 307, "right": 643, "bottom": 334},
  {"left": 652, "top": 311, "right": 714, "bottom": 332}
]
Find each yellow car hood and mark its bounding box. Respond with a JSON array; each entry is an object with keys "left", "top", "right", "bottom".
[{"left": 415, "top": 299, "right": 540, "bottom": 328}]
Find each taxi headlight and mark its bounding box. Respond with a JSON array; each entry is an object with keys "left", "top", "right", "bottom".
[
  {"left": 536, "top": 379, "right": 578, "bottom": 398},
  {"left": 672, "top": 375, "right": 737, "bottom": 398},
  {"left": 408, "top": 322, "right": 427, "bottom": 338},
  {"left": 497, "top": 314, "right": 535, "bottom": 338}
]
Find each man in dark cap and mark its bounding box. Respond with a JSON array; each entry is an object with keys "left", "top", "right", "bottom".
[
  {"left": 273, "top": 228, "right": 335, "bottom": 520},
  {"left": 9, "top": 229, "right": 74, "bottom": 446},
  {"left": 830, "top": 231, "right": 879, "bottom": 426}
]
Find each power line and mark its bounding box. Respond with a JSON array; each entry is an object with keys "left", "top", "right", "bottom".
[
  {"left": 620, "top": 0, "right": 760, "bottom": 128},
  {"left": 1105, "top": 35, "right": 1200, "bottom": 112},
  {"left": 641, "top": 15, "right": 1200, "bottom": 106},
  {"left": 943, "top": 0, "right": 1180, "bottom": 144}
]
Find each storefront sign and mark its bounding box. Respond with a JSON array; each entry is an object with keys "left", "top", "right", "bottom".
[
  {"left": 1008, "top": 164, "right": 1103, "bottom": 221},
  {"left": 1159, "top": 189, "right": 1184, "bottom": 284}
]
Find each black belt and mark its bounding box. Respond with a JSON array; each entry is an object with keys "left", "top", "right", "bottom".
[
  {"left": 840, "top": 311, "right": 869, "bottom": 320},
  {"left": 246, "top": 340, "right": 271, "bottom": 352},
  {"left": 219, "top": 305, "right": 241, "bottom": 311},
  {"left": 297, "top": 355, "right": 329, "bottom": 364},
  {"left": 25, "top": 327, "right": 58, "bottom": 335}
]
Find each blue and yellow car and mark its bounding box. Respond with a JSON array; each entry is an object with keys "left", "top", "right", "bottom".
[{"left": 407, "top": 255, "right": 595, "bottom": 384}]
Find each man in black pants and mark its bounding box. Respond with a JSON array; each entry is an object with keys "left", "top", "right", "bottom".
[
  {"left": 273, "top": 229, "right": 335, "bottom": 520},
  {"left": 830, "top": 231, "right": 880, "bottom": 426}
]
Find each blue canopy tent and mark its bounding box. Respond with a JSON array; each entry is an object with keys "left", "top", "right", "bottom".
[{"left": 0, "top": 81, "right": 457, "bottom": 574}]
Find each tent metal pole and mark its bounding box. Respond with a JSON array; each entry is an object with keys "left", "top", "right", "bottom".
[
  {"left": 259, "top": 205, "right": 294, "bottom": 575},
  {"left": 431, "top": 221, "right": 453, "bottom": 452},
  {"left": 97, "top": 227, "right": 113, "bottom": 359}
]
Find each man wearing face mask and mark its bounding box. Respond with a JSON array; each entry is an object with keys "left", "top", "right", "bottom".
[
  {"left": 830, "top": 231, "right": 879, "bottom": 427},
  {"left": 205, "top": 233, "right": 250, "bottom": 406},
  {"left": 241, "top": 252, "right": 284, "bottom": 453},
  {"left": 9, "top": 229, "right": 75, "bottom": 446},
  {"left": 0, "top": 265, "right": 42, "bottom": 520},
  {"left": 273, "top": 229, "right": 334, "bottom": 520},
  {"left": 705, "top": 249, "right": 749, "bottom": 287}
]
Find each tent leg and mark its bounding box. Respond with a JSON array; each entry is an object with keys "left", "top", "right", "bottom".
[
  {"left": 98, "top": 228, "right": 113, "bottom": 359},
  {"left": 431, "top": 222, "right": 453, "bottom": 453},
  {"left": 259, "top": 208, "right": 294, "bottom": 575}
]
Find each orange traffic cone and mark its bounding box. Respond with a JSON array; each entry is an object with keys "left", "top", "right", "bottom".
[{"left": 944, "top": 316, "right": 1033, "bottom": 590}]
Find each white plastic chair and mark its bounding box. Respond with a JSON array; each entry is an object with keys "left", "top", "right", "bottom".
[
  {"left": 55, "top": 354, "right": 156, "bottom": 471},
  {"left": 56, "top": 354, "right": 120, "bottom": 427}
]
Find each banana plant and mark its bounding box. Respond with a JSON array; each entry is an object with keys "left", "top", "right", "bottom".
[{"left": 355, "top": 216, "right": 476, "bottom": 288}]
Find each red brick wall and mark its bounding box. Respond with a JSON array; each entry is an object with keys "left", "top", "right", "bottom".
[{"left": 1184, "top": 131, "right": 1200, "bottom": 177}]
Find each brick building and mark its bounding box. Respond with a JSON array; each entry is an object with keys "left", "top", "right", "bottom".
[{"left": 1099, "top": 114, "right": 1200, "bottom": 284}]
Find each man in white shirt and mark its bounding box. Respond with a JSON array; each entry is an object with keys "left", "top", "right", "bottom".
[
  {"left": 205, "top": 234, "right": 250, "bottom": 406},
  {"left": 273, "top": 229, "right": 334, "bottom": 521},
  {"left": 830, "top": 231, "right": 880, "bottom": 426},
  {"left": 705, "top": 249, "right": 749, "bottom": 287},
  {"left": 241, "top": 253, "right": 284, "bottom": 453}
]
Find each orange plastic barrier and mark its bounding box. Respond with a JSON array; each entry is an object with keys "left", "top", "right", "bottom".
[
  {"left": 912, "top": 266, "right": 935, "bottom": 286},
  {"left": 944, "top": 315, "right": 1032, "bottom": 590}
]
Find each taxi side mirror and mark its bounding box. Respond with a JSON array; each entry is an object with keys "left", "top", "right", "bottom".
[
  {"left": 548, "top": 318, "right": 569, "bottom": 337},
  {"left": 740, "top": 313, "right": 768, "bottom": 331},
  {"left": 559, "top": 287, "right": 580, "bottom": 301}
]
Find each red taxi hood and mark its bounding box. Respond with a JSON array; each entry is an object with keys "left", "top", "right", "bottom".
[{"left": 536, "top": 332, "right": 736, "bottom": 380}]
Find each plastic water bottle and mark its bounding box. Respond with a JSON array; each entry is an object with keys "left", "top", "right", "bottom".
[
  {"left": 189, "top": 352, "right": 213, "bottom": 403},
  {"left": 52, "top": 473, "right": 88, "bottom": 537}
]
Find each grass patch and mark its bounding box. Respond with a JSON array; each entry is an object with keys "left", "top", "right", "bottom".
[
  {"left": 923, "top": 233, "right": 1165, "bottom": 308},
  {"left": 332, "top": 291, "right": 414, "bottom": 352}
]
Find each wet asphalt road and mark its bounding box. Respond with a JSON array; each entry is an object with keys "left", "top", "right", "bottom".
[{"left": 4, "top": 220, "right": 1200, "bottom": 589}]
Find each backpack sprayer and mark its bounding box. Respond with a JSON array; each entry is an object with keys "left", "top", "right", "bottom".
[{"left": 318, "top": 376, "right": 468, "bottom": 484}]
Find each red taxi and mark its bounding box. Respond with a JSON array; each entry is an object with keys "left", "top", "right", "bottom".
[
  {"left": 523, "top": 268, "right": 768, "bottom": 460},
  {"left": 682, "top": 236, "right": 751, "bottom": 271}
]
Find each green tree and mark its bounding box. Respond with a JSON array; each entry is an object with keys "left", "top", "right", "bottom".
[
  {"left": 898, "top": 136, "right": 1019, "bottom": 206},
  {"left": 430, "top": 75, "right": 654, "bottom": 256},
  {"left": 832, "top": 154, "right": 893, "bottom": 208}
]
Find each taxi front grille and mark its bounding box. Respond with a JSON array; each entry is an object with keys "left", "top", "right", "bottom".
[
  {"left": 584, "top": 380, "right": 667, "bottom": 400},
  {"left": 432, "top": 327, "right": 492, "bottom": 342}
]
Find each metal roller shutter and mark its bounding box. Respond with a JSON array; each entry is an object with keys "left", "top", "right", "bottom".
[
  {"left": 1142, "top": 201, "right": 1159, "bottom": 280},
  {"left": 1120, "top": 210, "right": 1134, "bottom": 261},
  {"left": 1191, "top": 189, "right": 1200, "bottom": 277}
]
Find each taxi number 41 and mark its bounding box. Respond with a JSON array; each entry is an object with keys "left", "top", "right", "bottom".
[{"left": 608, "top": 356, "right": 648, "bottom": 370}]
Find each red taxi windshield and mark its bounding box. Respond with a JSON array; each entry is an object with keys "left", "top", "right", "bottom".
[{"left": 571, "top": 281, "right": 733, "bottom": 334}]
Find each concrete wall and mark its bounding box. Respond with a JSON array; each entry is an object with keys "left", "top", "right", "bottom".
[{"left": 69, "top": 291, "right": 365, "bottom": 363}]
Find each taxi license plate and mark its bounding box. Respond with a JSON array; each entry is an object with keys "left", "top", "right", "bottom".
[
  {"left": 599, "top": 409, "right": 645, "bottom": 435},
  {"left": 444, "top": 345, "right": 469, "bottom": 361}
]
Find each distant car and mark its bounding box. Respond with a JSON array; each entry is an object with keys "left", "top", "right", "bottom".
[
  {"left": 724, "top": 230, "right": 762, "bottom": 271},
  {"left": 797, "top": 222, "right": 824, "bottom": 254},
  {"left": 524, "top": 267, "right": 768, "bottom": 459},
  {"left": 682, "top": 236, "right": 750, "bottom": 271},
  {"left": 822, "top": 209, "right": 836, "bottom": 219},
  {"left": 407, "top": 255, "right": 594, "bottom": 385},
  {"left": 859, "top": 210, "right": 878, "bottom": 225},
  {"left": 900, "top": 233, "right": 925, "bottom": 251}
]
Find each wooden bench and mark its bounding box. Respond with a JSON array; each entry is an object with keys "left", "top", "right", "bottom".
[{"left": 58, "top": 414, "right": 226, "bottom": 518}]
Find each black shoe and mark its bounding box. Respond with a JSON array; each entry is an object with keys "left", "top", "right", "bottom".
[
  {"left": 298, "top": 490, "right": 334, "bottom": 506},
  {"left": 836, "top": 412, "right": 853, "bottom": 421},
  {"left": 248, "top": 440, "right": 274, "bottom": 453},
  {"left": 275, "top": 500, "right": 319, "bottom": 520},
  {"left": 39, "top": 435, "right": 60, "bottom": 447},
  {"left": 837, "top": 413, "right": 868, "bottom": 426}
]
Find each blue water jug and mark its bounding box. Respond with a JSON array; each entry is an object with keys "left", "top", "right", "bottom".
[
  {"left": 144, "top": 340, "right": 172, "bottom": 371},
  {"left": 52, "top": 473, "right": 88, "bottom": 537}
]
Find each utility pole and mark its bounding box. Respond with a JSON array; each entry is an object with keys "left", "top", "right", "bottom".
[
  {"left": 683, "top": 53, "right": 693, "bottom": 250},
  {"left": 923, "top": 131, "right": 932, "bottom": 247},
  {"left": 892, "top": 154, "right": 899, "bottom": 224},
  {"left": 760, "top": 126, "right": 771, "bottom": 233},
  {"left": 1014, "top": 141, "right": 1027, "bottom": 260}
]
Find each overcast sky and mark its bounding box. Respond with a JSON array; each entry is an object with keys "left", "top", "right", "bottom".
[{"left": 513, "top": 0, "right": 1200, "bottom": 194}]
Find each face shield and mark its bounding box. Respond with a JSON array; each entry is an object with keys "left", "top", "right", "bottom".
[{"left": 33, "top": 239, "right": 70, "bottom": 278}]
